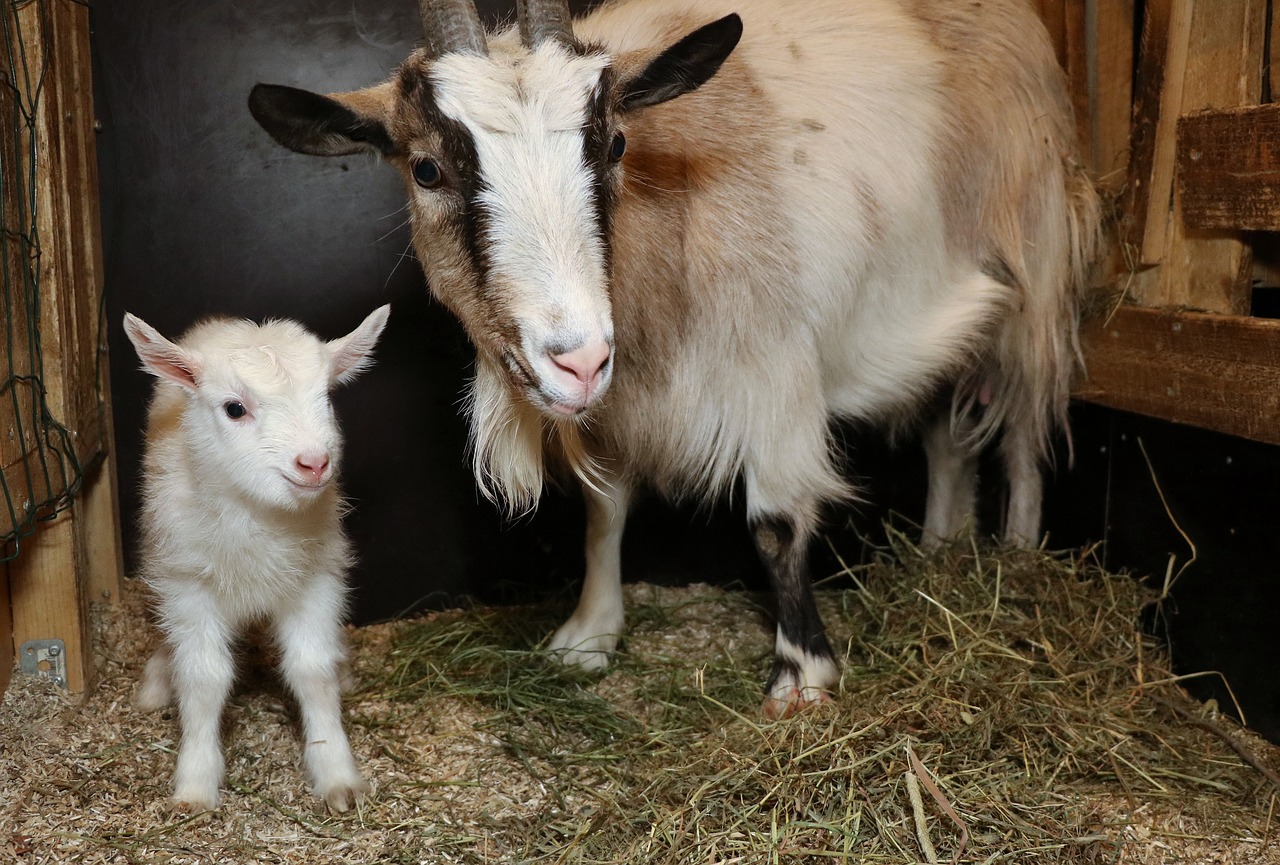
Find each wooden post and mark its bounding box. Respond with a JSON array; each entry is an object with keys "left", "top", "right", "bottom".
[
  {"left": 3, "top": 0, "right": 121, "bottom": 694},
  {"left": 0, "top": 565, "right": 11, "bottom": 694},
  {"left": 1091, "top": 0, "right": 1137, "bottom": 191},
  {"left": 1127, "top": 0, "right": 1267, "bottom": 314}
]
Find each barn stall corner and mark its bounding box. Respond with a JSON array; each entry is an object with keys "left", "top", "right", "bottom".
[{"left": 2, "top": 0, "right": 1280, "bottom": 862}]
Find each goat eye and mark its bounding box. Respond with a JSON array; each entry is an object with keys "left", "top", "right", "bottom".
[
  {"left": 224, "top": 401, "right": 246, "bottom": 420},
  {"left": 609, "top": 132, "right": 626, "bottom": 162},
  {"left": 412, "top": 159, "right": 442, "bottom": 189}
]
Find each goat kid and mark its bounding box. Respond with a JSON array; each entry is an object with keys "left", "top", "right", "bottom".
[
  {"left": 124, "top": 306, "right": 389, "bottom": 811},
  {"left": 249, "top": 0, "right": 1101, "bottom": 716}
]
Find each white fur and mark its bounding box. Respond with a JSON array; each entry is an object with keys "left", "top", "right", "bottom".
[
  {"left": 432, "top": 42, "right": 615, "bottom": 415},
  {"left": 124, "top": 305, "right": 389, "bottom": 812}
]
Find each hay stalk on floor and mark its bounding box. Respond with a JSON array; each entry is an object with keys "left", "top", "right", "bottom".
[{"left": 2, "top": 535, "right": 1277, "bottom": 863}]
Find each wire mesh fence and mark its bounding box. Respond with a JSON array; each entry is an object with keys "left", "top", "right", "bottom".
[{"left": 0, "top": 0, "right": 93, "bottom": 563}]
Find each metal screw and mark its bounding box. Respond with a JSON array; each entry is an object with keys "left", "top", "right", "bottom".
[
  {"left": 47, "top": 645, "right": 61, "bottom": 657},
  {"left": 52, "top": 676, "right": 65, "bottom": 688}
]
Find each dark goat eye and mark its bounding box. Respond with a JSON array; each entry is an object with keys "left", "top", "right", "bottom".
[
  {"left": 412, "top": 159, "right": 442, "bottom": 189},
  {"left": 609, "top": 132, "right": 626, "bottom": 162},
  {"left": 224, "top": 401, "right": 246, "bottom": 420}
]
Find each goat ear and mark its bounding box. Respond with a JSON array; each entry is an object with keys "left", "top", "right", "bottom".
[
  {"left": 248, "top": 82, "right": 396, "bottom": 157},
  {"left": 123, "top": 314, "right": 200, "bottom": 391},
  {"left": 328, "top": 304, "right": 391, "bottom": 385},
  {"left": 618, "top": 14, "right": 742, "bottom": 112}
]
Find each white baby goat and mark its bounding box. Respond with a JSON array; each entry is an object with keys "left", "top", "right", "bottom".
[{"left": 124, "top": 305, "right": 389, "bottom": 812}]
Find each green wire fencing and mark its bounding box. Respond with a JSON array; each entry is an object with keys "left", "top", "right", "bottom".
[{"left": 0, "top": 0, "right": 95, "bottom": 564}]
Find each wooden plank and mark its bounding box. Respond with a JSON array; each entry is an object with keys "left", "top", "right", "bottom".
[
  {"left": 1271, "top": 0, "right": 1280, "bottom": 101},
  {"left": 1063, "top": 0, "right": 1092, "bottom": 161},
  {"left": 0, "top": 560, "right": 11, "bottom": 694},
  {"left": 1177, "top": 103, "right": 1280, "bottom": 230},
  {"left": 36, "top": 0, "right": 103, "bottom": 466},
  {"left": 9, "top": 515, "right": 89, "bottom": 692},
  {"left": 82, "top": 455, "right": 124, "bottom": 607},
  {"left": 28, "top": 0, "right": 121, "bottom": 608},
  {"left": 0, "top": 0, "right": 41, "bottom": 534},
  {"left": 1077, "top": 305, "right": 1280, "bottom": 444},
  {"left": 1119, "top": 0, "right": 1190, "bottom": 265},
  {"left": 1128, "top": 0, "right": 1266, "bottom": 314},
  {"left": 1091, "top": 0, "right": 1136, "bottom": 189},
  {"left": 3, "top": 0, "right": 118, "bottom": 696}
]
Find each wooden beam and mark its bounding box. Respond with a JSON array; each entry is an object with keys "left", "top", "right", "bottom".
[
  {"left": 3, "top": 0, "right": 119, "bottom": 696},
  {"left": 0, "top": 561, "right": 11, "bottom": 695},
  {"left": 9, "top": 515, "right": 89, "bottom": 692},
  {"left": 1177, "top": 104, "right": 1280, "bottom": 231},
  {"left": 1077, "top": 304, "right": 1280, "bottom": 444},
  {"left": 1127, "top": 0, "right": 1267, "bottom": 315},
  {"left": 1091, "top": 0, "right": 1136, "bottom": 190},
  {"left": 1120, "top": 0, "right": 1191, "bottom": 265}
]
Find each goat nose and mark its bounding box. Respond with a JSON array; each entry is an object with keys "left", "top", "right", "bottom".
[
  {"left": 549, "top": 339, "right": 610, "bottom": 388},
  {"left": 295, "top": 451, "right": 330, "bottom": 482}
]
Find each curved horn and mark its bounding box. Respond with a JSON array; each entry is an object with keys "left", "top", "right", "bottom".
[
  {"left": 420, "top": 0, "right": 489, "bottom": 59},
  {"left": 516, "top": 0, "right": 577, "bottom": 49}
]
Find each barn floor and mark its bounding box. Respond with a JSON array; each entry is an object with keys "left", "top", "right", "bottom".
[{"left": 2, "top": 541, "right": 1278, "bottom": 864}]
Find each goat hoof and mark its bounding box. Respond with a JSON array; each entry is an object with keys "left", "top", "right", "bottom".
[
  {"left": 761, "top": 686, "right": 833, "bottom": 720},
  {"left": 170, "top": 789, "right": 219, "bottom": 812},
  {"left": 547, "top": 619, "right": 620, "bottom": 672},
  {"left": 320, "top": 777, "right": 370, "bottom": 814}
]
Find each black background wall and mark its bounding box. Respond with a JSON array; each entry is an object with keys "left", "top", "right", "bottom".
[{"left": 92, "top": 0, "right": 1280, "bottom": 743}]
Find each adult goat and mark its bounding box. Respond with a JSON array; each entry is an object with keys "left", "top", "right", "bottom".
[{"left": 249, "top": 0, "right": 1100, "bottom": 716}]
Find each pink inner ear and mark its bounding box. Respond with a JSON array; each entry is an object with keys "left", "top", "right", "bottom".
[
  {"left": 329, "top": 305, "right": 390, "bottom": 384},
  {"left": 137, "top": 338, "right": 198, "bottom": 389}
]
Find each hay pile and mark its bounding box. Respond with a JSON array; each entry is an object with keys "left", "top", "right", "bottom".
[{"left": 2, "top": 538, "right": 1277, "bottom": 863}]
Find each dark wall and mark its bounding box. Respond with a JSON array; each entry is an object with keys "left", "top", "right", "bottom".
[
  {"left": 93, "top": 1, "right": 1280, "bottom": 742},
  {"left": 94, "top": 0, "right": 582, "bottom": 622}
]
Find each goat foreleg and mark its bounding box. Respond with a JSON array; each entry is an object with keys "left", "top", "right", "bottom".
[
  {"left": 274, "top": 578, "right": 367, "bottom": 813},
  {"left": 548, "top": 476, "right": 631, "bottom": 670},
  {"left": 752, "top": 513, "right": 839, "bottom": 719}
]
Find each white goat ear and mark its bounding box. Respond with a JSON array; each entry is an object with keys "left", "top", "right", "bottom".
[
  {"left": 328, "top": 304, "right": 390, "bottom": 385},
  {"left": 122, "top": 313, "right": 200, "bottom": 390}
]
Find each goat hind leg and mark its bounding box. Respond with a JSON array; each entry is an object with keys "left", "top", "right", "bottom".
[
  {"left": 135, "top": 645, "right": 173, "bottom": 711},
  {"left": 921, "top": 414, "right": 979, "bottom": 549},
  {"left": 1001, "top": 421, "right": 1044, "bottom": 547}
]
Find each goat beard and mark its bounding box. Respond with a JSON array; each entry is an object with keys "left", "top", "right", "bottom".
[{"left": 466, "top": 356, "right": 605, "bottom": 516}]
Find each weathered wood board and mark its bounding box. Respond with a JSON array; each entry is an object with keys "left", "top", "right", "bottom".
[
  {"left": 3, "top": 0, "right": 122, "bottom": 695},
  {"left": 1125, "top": 0, "right": 1265, "bottom": 315},
  {"left": 1178, "top": 104, "right": 1280, "bottom": 231},
  {"left": 1078, "top": 305, "right": 1280, "bottom": 445}
]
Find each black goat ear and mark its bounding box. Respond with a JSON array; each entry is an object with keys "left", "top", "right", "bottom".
[
  {"left": 248, "top": 82, "right": 396, "bottom": 157},
  {"left": 618, "top": 14, "right": 742, "bottom": 112}
]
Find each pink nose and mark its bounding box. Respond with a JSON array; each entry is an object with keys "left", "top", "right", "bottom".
[
  {"left": 295, "top": 452, "right": 331, "bottom": 483},
  {"left": 549, "top": 339, "right": 611, "bottom": 398}
]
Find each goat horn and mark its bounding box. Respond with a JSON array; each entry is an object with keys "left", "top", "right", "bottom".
[
  {"left": 419, "top": 0, "right": 488, "bottom": 58},
  {"left": 516, "top": 0, "right": 577, "bottom": 49}
]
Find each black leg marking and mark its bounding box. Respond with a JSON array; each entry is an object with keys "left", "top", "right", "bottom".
[{"left": 752, "top": 514, "right": 836, "bottom": 695}]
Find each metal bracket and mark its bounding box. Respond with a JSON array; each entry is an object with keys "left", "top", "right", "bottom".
[{"left": 19, "top": 639, "right": 67, "bottom": 689}]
